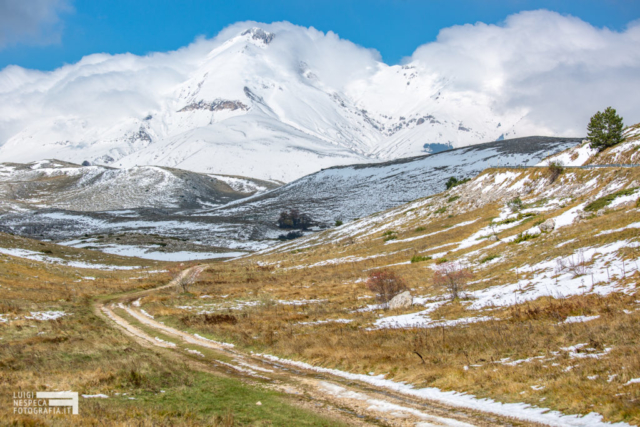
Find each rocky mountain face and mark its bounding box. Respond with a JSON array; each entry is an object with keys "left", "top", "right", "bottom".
[{"left": 0, "top": 25, "right": 536, "bottom": 183}]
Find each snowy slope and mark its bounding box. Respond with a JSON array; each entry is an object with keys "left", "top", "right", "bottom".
[
  {"left": 0, "top": 136, "right": 580, "bottom": 252},
  {"left": 211, "top": 136, "right": 581, "bottom": 225},
  {"left": 0, "top": 25, "right": 536, "bottom": 182},
  {"left": 0, "top": 160, "right": 279, "bottom": 212}
]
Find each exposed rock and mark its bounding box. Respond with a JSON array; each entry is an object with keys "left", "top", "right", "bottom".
[
  {"left": 241, "top": 28, "right": 275, "bottom": 44},
  {"left": 539, "top": 218, "right": 555, "bottom": 232},
  {"left": 81, "top": 160, "right": 91, "bottom": 167},
  {"left": 179, "top": 100, "right": 249, "bottom": 113},
  {"left": 488, "top": 234, "right": 499, "bottom": 242},
  {"left": 388, "top": 291, "right": 412, "bottom": 310}
]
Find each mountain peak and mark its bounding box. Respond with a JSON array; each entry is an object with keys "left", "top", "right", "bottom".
[{"left": 241, "top": 28, "right": 275, "bottom": 45}]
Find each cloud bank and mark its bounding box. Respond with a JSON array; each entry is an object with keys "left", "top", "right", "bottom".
[
  {"left": 0, "top": 10, "right": 639, "bottom": 150},
  {"left": 409, "top": 10, "right": 640, "bottom": 135}
]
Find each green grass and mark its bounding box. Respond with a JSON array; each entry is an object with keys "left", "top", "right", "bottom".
[
  {"left": 94, "top": 370, "right": 343, "bottom": 426},
  {"left": 434, "top": 206, "right": 447, "bottom": 215},
  {"left": 414, "top": 226, "right": 426, "bottom": 232},
  {"left": 447, "top": 195, "right": 460, "bottom": 203},
  {"left": 584, "top": 187, "right": 638, "bottom": 212},
  {"left": 382, "top": 230, "right": 397, "bottom": 241},
  {"left": 410, "top": 255, "right": 432, "bottom": 263},
  {"left": 512, "top": 232, "right": 539, "bottom": 244},
  {"left": 494, "top": 217, "right": 519, "bottom": 226},
  {"left": 479, "top": 254, "right": 500, "bottom": 264}
]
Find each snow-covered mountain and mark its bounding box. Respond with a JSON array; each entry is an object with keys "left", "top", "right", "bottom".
[{"left": 0, "top": 25, "right": 528, "bottom": 182}]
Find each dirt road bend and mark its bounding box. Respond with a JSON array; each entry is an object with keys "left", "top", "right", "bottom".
[{"left": 98, "top": 264, "right": 541, "bottom": 427}]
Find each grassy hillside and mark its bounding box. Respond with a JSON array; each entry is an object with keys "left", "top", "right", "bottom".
[
  {"left": 141, "top": 163, "right": 640, "bottom": 424},
  {"left": 2, "top": 136, "right": 640, "bottom": 425},
  {"left": 0, "top": 235, "right": 346, "bottom": 426}
]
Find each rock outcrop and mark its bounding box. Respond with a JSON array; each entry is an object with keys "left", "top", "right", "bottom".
[
  {"left": 539, "top": 218, "right": 555, "bottom": 232},
  {"left": 388, "top": 291, "right": 413, "bottom": 310}
]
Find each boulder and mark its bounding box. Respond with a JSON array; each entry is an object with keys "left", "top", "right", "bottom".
[
  {"left": 388, "top": 291, "right": 412, "bottom": 310},
  {"left": 488, "top": 234, "right": 499, "bottom": 242},
  {"left": 539, "top": 218, "right": 555, "bottom": 232}
]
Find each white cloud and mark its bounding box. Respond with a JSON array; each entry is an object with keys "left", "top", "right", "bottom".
[
  {"left": 0, "top": 0, "right": 73, "bottom": 49},
  {"left": 408, "top": 10, "right": 640, "bottom": 135}
]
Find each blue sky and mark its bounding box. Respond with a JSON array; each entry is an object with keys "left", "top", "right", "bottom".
[{"left": 1, "top": 0, "right": 639, "bottom": 70}]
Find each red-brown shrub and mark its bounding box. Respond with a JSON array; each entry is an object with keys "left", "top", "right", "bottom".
[
  {"left": 433, "top": 262, "right": 473, "bottom": 300},
  {"left": 366, "top": 269, "right": 408, "bottom": 306}
]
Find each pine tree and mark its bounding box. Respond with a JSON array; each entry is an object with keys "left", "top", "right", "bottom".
[{"left": 587, "top": 107, "right": 624, "bottom": 152}]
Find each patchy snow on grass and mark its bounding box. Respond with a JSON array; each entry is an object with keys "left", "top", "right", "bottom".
[
  {"left": 257, "top": 353, "right": 630, "bottom": 427},
  {"left": 96, "top": 244, "right": 246, "bottom": 261},
  {"left": 466, "top": 241, "right": 638, "bottom": 310},
  {"left": 82, "top": 394, "right": 109, "bottom": 399},
  {"left": 561, "top": 343, "right": 612, "bottom": 359},
  {"left": 553, "top": 204, "right": 586, "bottom": 229},
  {"left": 386, "top": 220, "right": 478, "bottom": 245},
  {"left": 297, "top": 319, "right": 353, "bottom": 326},
  {"left": 140, "top": 309, "right": 154, "bottom": 319},
  {"left": 608, "top": 190, "right": 640, "bottom": 209},
  {"left": 625, "top": 378, "right": 640, "bottom": 386},
  {"left": 597, "top": 222, "right": 640, "bottom": 236},
  {"left": 0, "top": 247, "right": 141, "bottom": 270},
  {"left": 193, "top": 333, "right": 234, "bottom": 348},
  {"left": 186, "top": 348, "right": 205, "bottom": 357},
  {"left": 564, "top": 315, "right": 600, "bottom": 324},
  {"left": 154, "top": 337, "right": 177, "bottom": 347},
  {"left": 539, "top": 142, "right": 596, "bottom": 167},
  {"left": 25, "top": 311, "right": 68, "bottom": 321}
]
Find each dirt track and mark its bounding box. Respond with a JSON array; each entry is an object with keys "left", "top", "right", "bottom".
[{"left": 97, "top": 265, "right": 540, "bottom": 427}]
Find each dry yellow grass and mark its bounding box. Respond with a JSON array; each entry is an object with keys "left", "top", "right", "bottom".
[{"left": 146, "top": 166, "right": 640, "bottom": 424}]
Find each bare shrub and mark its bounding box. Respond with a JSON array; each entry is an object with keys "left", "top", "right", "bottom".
[
  {"left": 366, "top": 269, "right": 408, "bottom": 307},
  {"left": 555, "top": 249, "right": 591, "bottom": 277},
  {"left": 507, "top": 197, "right": 523, "bottom": 213},
  {"left": 172, "top": 265, "right": 202, "bottom": 293},
  {"left": 547, "top": 161, "right": 564, "bottom": 183},
  {"left": 433, "top": 262, "right": 474, "bottom": 300},
  {"left": 181, "top": 313, "right": 237, "bottom": 326}
]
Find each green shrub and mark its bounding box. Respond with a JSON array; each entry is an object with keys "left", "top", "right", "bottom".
[
  {"left": 434, "top": 206, "right": 447, "bottom": 215},
  {"left": 508, "top": 197, "right": 523, "bottom": 212},
  {"left": 584, "top": 187, "right": 638, "bottom": 212},
  {"left": 512, "top": 232, "right": 539, "bottom": 244},
  {"left": 479, "top": 254, "right": 500, "bottom": 264},
  {"left": 382, "top": 231, "right": 398, "bottom": 242},
  {"left": 415, "top": 226, "right": 426, "bottom": 232},
  {"left": 447, "top": 195, "right": 460, "bottom": 203},
  {"left": 494, "top": 217, "right": 518, "bottom": 226},
  {"left": 335, "top": 220, "right": 343, "bottom": 226},
  {"left": 411, "top": 255, "right": 432, "bottom": 263},
  {"left": 445, "top": 176, "right": 470, "bottom": 190}
]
